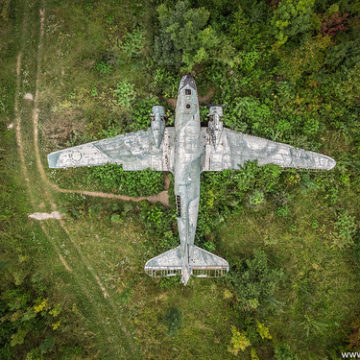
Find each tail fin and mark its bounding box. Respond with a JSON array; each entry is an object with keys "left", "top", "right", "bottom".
[
  {"left": 144, "top": 245, "right": 229, "bottom": 280},
  {"left": 190, "top": 246, "right": 229, "bottom": 277},
  {"left": 144, "top": 246, "right": 182, "bottom": 278}
]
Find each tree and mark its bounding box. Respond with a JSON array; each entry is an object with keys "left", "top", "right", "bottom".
[
  {"left": 153, "top": 0, "right": 220, "bottom": 71},
  {"left": 271, "top": 0, "right": 319, "bottom": 47},
  {"left": 229, "top": 249, "right": 283, "bottom": 312}
]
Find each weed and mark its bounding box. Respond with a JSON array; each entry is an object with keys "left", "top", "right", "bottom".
[
  {"left": 332, "top": 211, "right": 357, "bottom": 249},
  {"left": 113, "top": 80, "right": 136, "bottom": 108},
  {"left": 94, "top": 60, "right": 112, "bottom": 75}
]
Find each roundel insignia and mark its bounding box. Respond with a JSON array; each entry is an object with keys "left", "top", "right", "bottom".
[{"left": 71, "top": 151, "right": 82, "bottom": 162}]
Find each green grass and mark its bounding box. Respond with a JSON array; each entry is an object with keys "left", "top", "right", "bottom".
[{"left": 222, "top": 184, "right": 360, "bottom": 358}]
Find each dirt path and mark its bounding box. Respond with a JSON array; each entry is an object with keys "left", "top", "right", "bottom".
[
  {"left": 14, "top": 8, "right": 72, "bottom": 274},
  {"left": 28, "top": 211, "right": 65, "bottom": 220},
  {"left": 14, "top": 2, "right": 140, "bottom": 358},
  {"left": 49, "top": 183, "right": 170, "bottom": 207}
]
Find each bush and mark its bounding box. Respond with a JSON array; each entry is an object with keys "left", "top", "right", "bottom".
[
  {"left": 271, "top": 0, "right": 319, "bottom": 47},
  {"left": 332, "top": 211, "right": 357, "bottom": 249},
  {"left": 89, "top": 164, "right": 164, "bottom": 196},
  {"left": 119, "top": 27, "right": 145, "bottom": 58},
  {"left": 274, "top": 343, "right": 298, "bottom": 360},
  {"left": 227, "top": 326, "right": 251, "bottom": 356},
  {"left": 153, "top": 0, "right": 220, "bottom": 71},
  {"left": 94, "top": 60, "right": 112, "bottom": 75},
  {"left": 229, "top": 250, "right": 283, "bottom": 313},
  {"left": 248, "top": 190, "right": 265, "bottom": 206},
  {"left": 129, "top": 97, "right": 160, "bottom": 131},
  {"left": 113, "top": 80, "right": 136, "bottom": 108}
]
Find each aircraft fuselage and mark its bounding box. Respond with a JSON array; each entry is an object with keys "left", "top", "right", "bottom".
[{"left": 174, "top": 76, "right": 202, "bottom": 285}]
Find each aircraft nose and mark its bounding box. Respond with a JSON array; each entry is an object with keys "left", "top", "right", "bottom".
[{"left": 179, "top": 75, "right": 197, "bottom": 91}]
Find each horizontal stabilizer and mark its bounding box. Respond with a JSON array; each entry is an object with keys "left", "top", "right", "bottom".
[
  {"left": 191, "top": 246, "right": 229, "bottom": 277},
  {"left": 144, "top": 246, "right": 182, "bottom": 278},
  {"left": 144, "top": 246, "right": 229, "bottom": 280}
]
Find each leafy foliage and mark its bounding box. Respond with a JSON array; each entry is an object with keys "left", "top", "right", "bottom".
[
  {"left": 256, "top": 321, "right": 272, "bottom": 340},
  {"left": 274, "top": 343, "right": 298, "bottom": 360},
  {"left": 153, "top": 0, "right": 220, "bottom": 71},
  {"left": 89, "top": 164, "right": 164, "bottom": 196},
  {"left": 229, "top": 250, "right": 283, "bottom": 313},
  {"left": 332, "top": 211, "right": 357, "bottom": 249},
  {"left": 227, "top": 326, "right": 251, "bottom": 355},
  {"left": 113, "top": 80, "right": 136, "bottom": 108},
  {"left": 94, "top": 60, "right": 112, "bottom": 75},
  {"left": 119, "top": 27, "right": 145, "bottom": 58},
  {"left": 129, "top": 96, "right": 160, "bottom": 131},
  {"left": 249, "top": 190, "right": 265, "bottom": 206},
  {"left": 272, "top": 0, "right": 319, "bottom": 47}
]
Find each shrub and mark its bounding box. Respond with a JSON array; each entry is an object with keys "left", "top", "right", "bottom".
[
  {"left": 153, "top": 68, "right": 178, "bottom": 98},
  {"left": 120, "top": 28, "right": 145, "bottom": 58},
  {"left": 271, "top": 0, "right": 318, "bottom": 47},
  {"left": 94, "top": 60, "right": 112, "bottom": 75},
  {"left": 129, "top": 97, "right": 160, "bottom": 131},
  {"left": 139, "top": 202, "right": 164, "bottom": 227},
  {"left": 227, "top": 326, "right": 251, "bottom": 356},
  {"left": 113, "top": 80, "right": 136, "bottom": 108},
  {"left": 332, "top": 211, "right": 357, "bottom": 249},
  {"left": 276, "top": 205, "right": 290, "bottom": 217},
  {"left": 159, "top": 276, "right": 180, "bottom": 289},
  {"left": 256, "top": 321, "right": 272, "bottom": 340},
  {"left": 224, "top": 96, "right": 271, "bottom": 134},
  {"left": 274, "top": 343, "right": 298, "bottom": 360},
  {"left": 249, "top": 190, "right": 265, "bottom": 206},
  {"left": 89, "top": 164, "right": 163, "bottom": 196},
  {"left": 229, "top": 249, "right": 283, "bottom": 313},
  {"left": 153, "top": 0, "right": 220, "bottom": 71}
]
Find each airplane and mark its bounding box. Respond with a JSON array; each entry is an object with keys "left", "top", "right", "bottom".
[{"left": 47, "top": 75, "right": 336, "bottom": 285}]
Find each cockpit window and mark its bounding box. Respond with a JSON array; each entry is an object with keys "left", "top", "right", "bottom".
[{"left": 185, "top": 89, "right": 191, "bottom": 95}]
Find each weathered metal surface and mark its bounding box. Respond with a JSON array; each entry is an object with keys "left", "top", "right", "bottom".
[
  {"left": 48, "top": 108, "right": 175, "bottom": 172},
  {"left": 200, "top": 128, "right": 336, "bottom": 171},
  {"left": 48, "top": 75, "right": 336, "bottom": 286}
]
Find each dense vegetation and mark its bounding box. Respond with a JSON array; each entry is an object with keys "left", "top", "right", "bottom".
[{"left": 1, "top": 0, "right": 360, "bottom": 358}]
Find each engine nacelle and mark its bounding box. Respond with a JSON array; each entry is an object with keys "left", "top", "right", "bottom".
[
  {"left": 151, "top": 105, "right": 166, "bottom": 148},
  {"left": 207, "top": 106, "right": 223, "bottom": 149}
]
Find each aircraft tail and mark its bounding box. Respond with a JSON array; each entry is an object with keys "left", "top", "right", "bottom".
[
  {"left": 144, "top": 246, "right": 183, "bottom": 278},
  {"left": 190, "top": 246, "right": 229, "bottom": 278},
  {"left": 144, "top": 245, "right": 229, "bottom": 281}
]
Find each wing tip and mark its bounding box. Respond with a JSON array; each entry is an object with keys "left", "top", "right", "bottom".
[
  {"left": 47, "top": 152, "right": 60, "bottom": 168},
  {"left": 325, "top": 156, "right": 336, "bottom": 170}
]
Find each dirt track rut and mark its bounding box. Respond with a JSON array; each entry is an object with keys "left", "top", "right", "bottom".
[{"left": 14, "top": 1, "right": 143, "bottom": 358}]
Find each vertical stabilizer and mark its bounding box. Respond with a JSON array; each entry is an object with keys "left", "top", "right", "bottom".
[{"left": 181, "top": 266, "right": 191, "bottom": 285}]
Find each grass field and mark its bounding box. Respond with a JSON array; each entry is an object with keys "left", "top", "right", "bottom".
[{"left": 1, "top": 0, "right": 360, "bottom": 359}]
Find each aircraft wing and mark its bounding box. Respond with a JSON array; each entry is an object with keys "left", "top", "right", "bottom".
[
  {"left": 201, "top": 128, "right": 336, "bottom": 171},
  {"left": 48, "top": 127, "right": 175, "bottom": 171}
]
